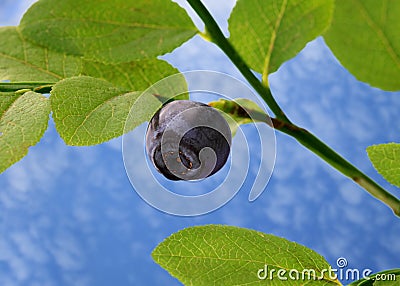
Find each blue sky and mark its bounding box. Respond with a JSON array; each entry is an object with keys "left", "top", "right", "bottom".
[{"left": 1, "top": 1, "right": 400, "bottom": 285}]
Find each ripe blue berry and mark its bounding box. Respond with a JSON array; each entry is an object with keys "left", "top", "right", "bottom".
[{"left": 146, "top": 100, "right": 232, "bottom": 181}]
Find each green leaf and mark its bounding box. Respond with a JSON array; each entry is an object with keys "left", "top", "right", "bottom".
[
  {"left": 51, "top": 72, "right": 188, "bottom": 146},
  {"left": 82, "top": 58, "right": 181, "bottom": 91},
  {"left": 324, "top": 0, "right": 400, "bottom": 91},
  {"left": 0, "top": 92, "right": 19, "bottom": 112},
  {"left": 349, "top": 269, "right": 400, "bottom": 286},
  {"left": 209, "top": 98, "right": 268, "bottom": 135},
  {"left": 228, "top": 0, "right": 334, "bottom": 84},
  {"left": 20, "top": 0, "right": 197, "bottom": 64},
  {"left": 152, "top": 225, "right": 340, "bottom": 286},
  {"left": 0, "top": 26, "right": 80, "bottom": 82},
  {"left": 367, "top": 143, "right": 400, "bottom": 188},
  {"left": 51, "top": 76, "right": 139, "bottom": 145},
  {"left": 0, "top": 91, "right": 50, "bottom": 173},
  {"left": 0, "top": 25, "right": 183, "bottom": 92}
]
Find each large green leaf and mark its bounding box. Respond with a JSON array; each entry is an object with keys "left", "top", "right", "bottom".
[
  {"left": 367, "top": 143, "right": 400, "bottom": 187},
  {"left": 19, "top": 0, "right": 197, "bottom": 64},
  {"left": 0, "top": 26, "right": 81, "bottom": 82},
  {"left": 324, "top": 0, "right": 400, "bottom": 91},
  {"left": 0, "top": 91, "right": 50, "bottom": 173},
  {"left": 152, "top": 225, "right": 340, "bottom": 285},
  {"left": 228, "top": 0, "right": 334, "bottom": 84}
]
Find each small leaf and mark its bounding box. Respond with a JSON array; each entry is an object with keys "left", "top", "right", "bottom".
[
  {"left": 228, "top": 0, "right": 334, "bottom": 84},
  {"left": 0, "top": 26, "right": 80, "bottom": 82},
  {"left": 367, "top": 143, "right": 400, "bottom": 188},
  {"left": 324, "top": 0, "right": 400, "bottom": 91},
  {"left": 152, "top": 225, "right": 340, "bottom": 286},
  {"left": 209, "top": 98, "right": 268, "bottom": 135},
  {"left": 20, "top": 0, "right": 197, "bottom": 64},
  {"left": 349, "top": 269, "right": 400, "bottom": 286},
  {"left": 0, "top": 91, "right": 50, "bottom": 173}
]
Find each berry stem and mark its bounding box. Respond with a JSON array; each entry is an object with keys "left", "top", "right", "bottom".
[{"left": 187, "top": 0, "right": 400, "bottom": 217}]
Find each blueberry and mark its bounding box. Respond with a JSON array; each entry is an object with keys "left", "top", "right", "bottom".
[{"left": 146, "top": 100, "right": 232, "bottom": 181}]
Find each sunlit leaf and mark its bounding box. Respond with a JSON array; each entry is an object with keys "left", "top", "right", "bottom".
[
  {"left": 152, "top": 225, "right": 340, "bottom": 285},
  {"left": 228, "top": 0, "right": 334, "bottom": 84},
  {"left": 51, "top": 72, "right": 188, "bottom": 146},
  {"left": 324, "top": 0, "right": 400, "bottom": 91},
  {"left": 82, "top": 58, "right": 181, "bottom": 91},
  {"left": 0, "top": 26, "right": 80, "bottom": 82},
  {"left": 0, "top": 26, "right": 183, "bottom": 91},
  {"left": 20, "top": 0, "right": 197, "bottom": 64},
  {"left": 0, "top": 91, "right": 50, "bottom": 173},
  {"left": 367, "top": 143, "right": 400, "bottom": 187},
  {"left": 51, "top": 76, "right": 141, "bottom": 146}
]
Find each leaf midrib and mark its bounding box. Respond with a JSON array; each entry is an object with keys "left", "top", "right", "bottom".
[{"left": 262, "top": 0, "right": 288, "bottom": 84}]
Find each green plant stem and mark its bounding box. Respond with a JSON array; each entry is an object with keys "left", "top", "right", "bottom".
[
  {"left": 187, "top": 0, "right": 400, "bottom": 216},
  {"left": 190, "top": 0, "right": 290, "bottom": 123},
  {"left": 271, "top": 118, "right": 400, "bottom": 216},
  {"left": 0, "top": 82, "right": 53, "bottom": 94}
]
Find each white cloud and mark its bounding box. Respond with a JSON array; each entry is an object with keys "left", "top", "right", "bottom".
[
  {"left": 11, "top": 232, "right": 49, "bottom": 264},
  {"left": 50, "top": 231, "right": 84, "bottom": 271},
  {"left": 0, "top": 236, "right": 30, "bottom": 283},
  {"left": 338, "top": 181, "right": 363, "bottom": 206},
  {"left": 103, "top": 136, "right": 122, "bottom": 152}
]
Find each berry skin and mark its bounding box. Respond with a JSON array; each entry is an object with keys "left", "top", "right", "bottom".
[{"left": 146, "top": 100, "right": 232, "bottom": 181}]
